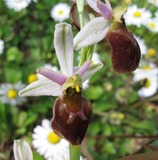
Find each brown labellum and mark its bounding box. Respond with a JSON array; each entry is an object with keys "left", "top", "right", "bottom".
[
  {"left": 106, "top": 19, "right": 141, "bottom": 73},
  {"left": 51, "top": 87, "right": 92, "bottom": 145}
]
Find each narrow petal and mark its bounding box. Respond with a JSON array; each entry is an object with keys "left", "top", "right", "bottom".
[
  {"left": 54, "top": 23, "right": 74, "bottom": 76},
  {"left": 81, "top": 62, "right": 103, "bottom": 82},
  {"left": 38, "top": 68, "right": 67, "bottom": 85},
  {"left": 19, "top": 79, "right": 62, "bottom": 97},
  {"left": 74, "top": 17, "right": 109, "bottom": 50},
  {"left": 75, "top": 60, "right": 91, "bottom": 76},
  {"left": 97, "top": 0, "right": 112, "bottom": 20},
  {"left": 87, "top": 0, "right": 100, "bottom": 13}
]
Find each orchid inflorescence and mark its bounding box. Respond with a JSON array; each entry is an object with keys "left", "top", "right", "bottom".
[{"left": 15, "top": 0, "right": 141, "bottom": 159}]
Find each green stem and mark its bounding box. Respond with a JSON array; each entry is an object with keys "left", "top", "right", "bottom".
[
  {"left": 76, "top": 0, "right": 84, "bottom": 29},
  {"left": 69, "top": 143, "right": 81, "bottom": 160}
]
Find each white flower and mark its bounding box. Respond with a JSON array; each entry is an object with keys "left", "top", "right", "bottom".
[
  {"left": 134, "top": 35, "right": 147, "bottom": 55},
  {"left": 0, "top": 82, "right": 26, "bottom": 106},
  {"left": 124, "top": 5, "right": 151, "bottom": 27},
  {"left": 133, "top": 63, "right": 158, "bottom": 98},
  {"left": 145, "top": 18, "right": 158, "bottom": 32},
  {"left": 13, "top": 139, "right": 33, "bottom": 160},
  {"left": 4, "top": 0, "right": 31, "bottom": 12},
  {"left": 0, "top": 39, "right": 4, "bottom": 55},
  {"left": 19, "top": 23, "right": 102, "bottom": 97},
  {"left": 147, "top": 0, "right": 158, "bottom": 7},
  {"left": 50, "top": 3, "right": 71, "bottom": 22},
  {"left": 33, "top": 119, "right": 82, "bottom": 160}
]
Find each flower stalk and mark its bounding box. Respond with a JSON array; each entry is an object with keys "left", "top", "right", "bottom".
[{"left": 70, "top": 144, "right": 81, "bottom": 160}]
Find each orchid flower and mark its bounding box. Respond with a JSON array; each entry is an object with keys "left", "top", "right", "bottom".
[
  {"left": 19, "top": 23, "right": 102, "bottom": 97},
  {"left": 74, "top": 0, "right": 127, "bottom": 50}
]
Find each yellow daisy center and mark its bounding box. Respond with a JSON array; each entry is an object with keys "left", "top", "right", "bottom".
[
  {"left": 149, "top": 22, "right": 155, "bottom": 29},
  {"left": 144, "top": 78, "right": 151, "bottom": 88},
  {"left": 47, "top": 131, "right": 61, "bottom": 144},
  {"left": 28, "top": 73, "right": 38, "bottom": 84},
  {"left": 7, "top": 89, "right": 17, "bottom": 99},
  {"left": 133, "top": 11, "right": 142, "bottom": 17},
  {"left": 147, "top": 48, "right": 156, "bottom": 57},
  {"left": 118, "top": 113, "right": 125, "bottom": 120},
  {"left": 141, "top": 65, "right": 151, "bottom": 70},
  {"left": 125, "top": 0, "right": 132, "bottom": 4},
  {"left": 58, "top": 10, "right": 64, "bottom": 15}
]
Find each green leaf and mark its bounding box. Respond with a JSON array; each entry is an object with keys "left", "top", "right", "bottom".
[
  {"left": 84, "top": 86, "right": 104, "bottom": 100},
  {"left": 6, "top": 47, "right": 23, "bottom": 63},
  {"left": 4, "top": 65, "right": 22, "bottom": 83}
]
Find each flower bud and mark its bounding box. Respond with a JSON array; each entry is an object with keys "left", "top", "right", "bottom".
[
  {"left": 51, "top": 87, "right": 92, "bottom": 145},
  {"left": 13, "top": 139, "right": 33, "bottom": 160},
  {"left": 106, "top": 18, "right": 141, "bottom": 73}
]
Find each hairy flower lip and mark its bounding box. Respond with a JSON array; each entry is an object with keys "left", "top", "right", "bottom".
[{"left": 51, "top": 95, "right": 92, "bottom": 145}]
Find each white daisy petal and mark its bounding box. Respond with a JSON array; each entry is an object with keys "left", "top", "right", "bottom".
[
  {"left": 74, "top": 17, "right": 109, "bottom": 50},
  {"left": 0, "top": 39, "right": 4, "bottom": 54},
  {"left": 19, "top": 78, "right": 62, "bottom": 97},
  {"left": 4, "top": 0, "right": 31, "bottom": 12},
  {"left": 54, "top": 23, "right": 74, "bottom": 76},
  {"left": 134, "top": 35, "right": 147, "bottom": 55}
]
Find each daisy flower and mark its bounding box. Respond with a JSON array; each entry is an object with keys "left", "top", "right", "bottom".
[
  {"left": 0, "top": 82, "right": 26, "bottom": 106},
  {"left": 134, "top": 35, "right": 147, "bottom": 55},
  {"left": 28, "top": 73, "right": 38, "bottom": 84},
  {"left": 124, "top": 5, "right": 151, "bottom": 27},
  {"left": 33, "top": 119, "right": 84, "bottom": 160},
  {"left": 145, "top": 18, "right": 158, "bottom": 32},
  {"left": 28, "top": 64, "right": 59, "bottom": 84},
  {"left": 147, "top": 48, "right": 157, "bottom": 57},
  {"left": 32, "top": 119, "right": 70, "bottom": 160},
  {"left": 4, "top": 0, "right": 31, "bottom": 12},
  {"left": 133, "top": 63, "right": 158, "bottom": 98},
  {"left": 147, "top": 0, "right": 158, "bottom": 7},
  {"left": 50, "top": 3, "right": 71, "bottom": 22},
  {"left": 0, "top": 39, "right": 4, "bottom": 55}
]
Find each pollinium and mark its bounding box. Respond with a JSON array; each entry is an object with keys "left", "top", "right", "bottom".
[
  {"left": 51, "top": 87, "right": 92, "bottom": 145},
  {"left": 106, "top": 18, "right": 141, "bottom": 73}
]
